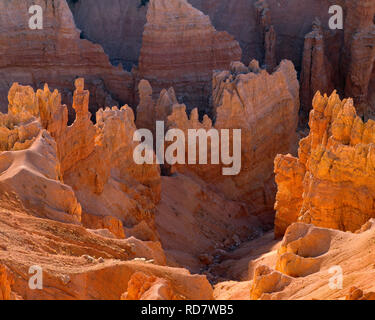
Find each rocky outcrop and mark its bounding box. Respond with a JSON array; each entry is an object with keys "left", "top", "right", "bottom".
[
  {"left": 136, "top": 0, "right": 242, "bottom": 116},
  {"left": 65, "top": 0, "right": 375, "bottom": 121},
  {"left": 346, "top": 287, "right": 375, "bottom": 300},
  {"left": 165, "top": 60, "right": 299, "bottom": 223},
  {"left": 0, "top": 79, "right": 161, "bottom": 238},
  {"left": 38, "top": 79, "right": 161, "bottom": 239},
  {"left": 299, "top": 1, "right": 375, "bottom": 121},
  {"left": 249, "top": 220, "right": 375, "bottom": 300},
  {"left": 0, "top": 84, "right": 82, "bottom": 224},
  {"left": 121, "top": 272, "right": 183, "bottom": 300},
  {"left": 274, "top": 154, "right": 305, "bottom": 238},
  {"left": 300, "top": 19, "right": 334, "bottom": 121},
  {"left": 136, "top": 79, "right": 177, "bottom": 133},
  {"left": 152, "top": 60, "right": 299, "bottom": 272},
  {"left": 274, "top": 91, "right": 375, "bottom": 237},
  {"left": 343, "top": 0, "right": 375, "bottom": 119},
  {"left": 0, "top": 0, "right": 135, "bottom": 117},
  {"left": 250, "top": 264, "right": 292, "bottom": 300},
  {"left": 0, "top": 190, "right": 212, "bottom": 300},
  {"left": 254, "top": 0, "right": 277, "bottom": 72},
  {"left": 0, "top": 265, "right": 14, "bottom": 300}
]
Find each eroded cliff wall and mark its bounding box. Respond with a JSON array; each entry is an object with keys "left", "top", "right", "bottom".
[{"left": 0, "top": 0, "right": 135, "bottom": 117}]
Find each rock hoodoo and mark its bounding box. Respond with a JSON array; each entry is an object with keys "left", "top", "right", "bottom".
[{"left": 275, "top": 91, "right": 375, "bottom": 237}]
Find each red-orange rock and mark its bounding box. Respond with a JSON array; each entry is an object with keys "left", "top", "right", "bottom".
[
  {"left": 136, "top": 0, "right": 242, "bottom": 116},
  {"left": 0, "top": 0, "right": 135, "bottom": 116},
  {"left": 121, "top": 272, "right": 181, "bottom": 300},
  {"left": 346, "top": 287, "right": 375, "bottom": 300},
  {"left": 38, "top": 79, "right": 161, "bottom": 239},
  {"left": 275, "top": 91, "right": 375, "bottom": 236},
  {"left": 250, "top": 264, "right": 292, "bottom": 300},
  {"left": 0, "top": 79, "right": 161, "bottom": 237},
  {"left": 343, "top": 0, "right": 375, "bottom": 119},
  {"left": 300, "top": 19, "right": 334, "bottom": 122},
  {"left": 245, "top": 221, "right": 375, "bottom": 300},
  {"left": 0, "top": 265, "right": 14, "bottom": 300},
  {"left": 82, "top": 213, "right": 125, "bottom": 239},
  {"left": 274, "top": 154, "right": 305, "bottom": 238},
  {"left": 166, "top": 60, "right": 299, "bottom": 223},
  {"left": 0, "top": 191, "right": 212, "bottom": 300}
]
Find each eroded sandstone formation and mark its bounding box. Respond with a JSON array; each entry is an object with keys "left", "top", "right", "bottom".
[
  {"left": 300, "top": 19, "right": 334, "bottom": 122},
  {"left": 147, "top": 60, "right": 300, "bottom": 273},
  {"left": 300, "top": 0, "right": 375, "bottom": 120},
  {"left": 121, "top": 272, "right": 183, "bottom": 300},
  {"left": 247, "top": 220, "right": 375, "bottom": 300},
  {"left": 0, "top": 0, "right": 135, "bottom": 117},
  {"left": 136, "top": 0, "right": 242, "bottom": 116},
  {"left": 0, "top": 83, "right": 82, "bottom": 224},
  {"left": 0, "top": 79, "right": 161, "bottom": 239},
  {"left": 0, "top": 191, "right": 212, "bottom": 300},
  {"left": 165, "top": 59, "right": 299, "bottom": 223},
  {"left": 275, "top": 91, "right": 375, "bottom": 237},
  {"left": 0, "top": 265, "right": 14, "bottom": 300},
  {"left": 0, "top": 80, "right": 217, "bottom": 300},
  {"left": 254, "top": 0, "right": 277, "bottom": 72}
]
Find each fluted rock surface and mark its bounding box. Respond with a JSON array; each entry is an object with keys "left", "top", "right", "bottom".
[
  {"left": 275, "top": 91, "right": 375, "bottom": 237},
  {"left": 38, "top": 79, "right": 161, "bottom": 239},
  {"left": 300, "top": 19, "right": 334, "bottom": 122},
  {"left": 0, "top": 84, "right": 81, "bottom": 224},
  {"left": 343, "top": 0, "right": 375, "bottom": 119},
  {"left": 0, "top": 0, "right": 135, "bottom": 117},
  {"left": 165, "top": 60, "right": 299, "bottom": 222},
  {"left": 137, "top": 0, "right": 242, "bottom": 116},
  {"left": 0, "top": 79, "right": 161, "bottom": 238},
  {"left": 299, "top": 0, "right": 375, "bottom": 120}
]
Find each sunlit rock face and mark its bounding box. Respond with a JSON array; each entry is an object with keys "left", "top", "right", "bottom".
[
  {"left": 0, "top": 0, "right": 135, "bottom": 117},
  {"left": 0, "top": 83, "right": 82, "bottom": 224},
  {"left": 248, "top": 221, "right": 375, "bottom": 300},
  {"left": 154, "top": 60, "right": 299, "bottom": 231},
  {"left": 136, "top": 0, "right": 242, "bottom": 117},
  {"left": 275, "top": 91, "right": 375, "bottom": 238},
  {"left": 38, "top": 79, "right": 161, "bottom": 240},
  {"left": 0, "top": 79, "right": 161, "bottom": 239}
]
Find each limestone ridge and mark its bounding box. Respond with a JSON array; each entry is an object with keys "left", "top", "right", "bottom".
[{"left": 136, "top": 0, "right": 242, "bottom": 117}]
